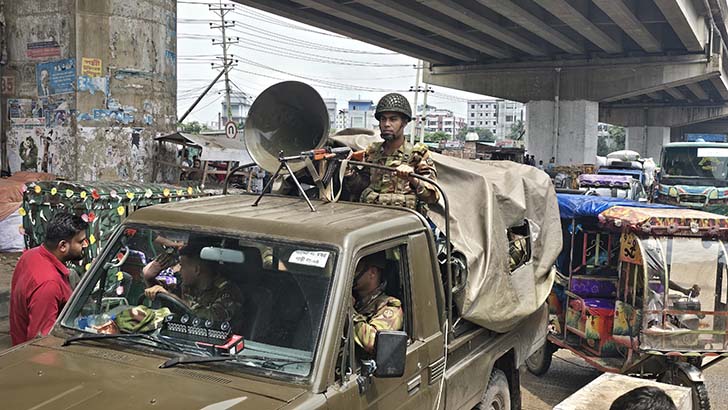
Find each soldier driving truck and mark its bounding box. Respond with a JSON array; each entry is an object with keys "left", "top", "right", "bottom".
[{"left": 0, "top": 82, "right": 560, "bottom": 410}]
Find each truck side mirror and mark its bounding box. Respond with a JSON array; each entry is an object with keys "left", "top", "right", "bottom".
[{"left": 373, "top": 330, "right": 407, "bottom": 378}]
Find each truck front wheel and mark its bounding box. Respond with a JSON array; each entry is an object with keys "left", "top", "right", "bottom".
[
  {"left": 525, "top": 341, "right": 554, "bottom": 376},
  {"left": 476, "top": 368, "right": 511, "bottom": 410}
]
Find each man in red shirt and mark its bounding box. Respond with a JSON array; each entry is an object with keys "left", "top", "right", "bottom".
[{"left": 10, "top": 213, "right": 88, "bottom": 345}]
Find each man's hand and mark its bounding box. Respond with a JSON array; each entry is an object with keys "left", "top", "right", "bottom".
[
  {"left": 690, "top": 284, "right": 701, "bottom": 297},
  {"left": 395, "top": 163, "right": 414, "bottom": 178},
  {"left": 144, "top": 285, "right": 169, "bottom": 300}
]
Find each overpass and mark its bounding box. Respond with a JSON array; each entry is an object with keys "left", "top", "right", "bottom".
[{"left": 236, "top": 0, "right": 728, "bottom": 164}]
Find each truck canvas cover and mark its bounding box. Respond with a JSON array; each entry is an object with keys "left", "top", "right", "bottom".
[
  {"left": 331, "top": 133, "right": 562, "bottom": 332},
  {"left": 427, "top": 154, "right": 562, "bottom": 333}
]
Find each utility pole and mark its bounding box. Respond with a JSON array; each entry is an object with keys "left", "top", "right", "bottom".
[
  {"left": 209, "top": 1, "right": 238, "bottom": 125},
  {"left": 418, "top": 85, "right": 434, "bottom": 144},
  {"left": 409, "top": 61, "right": 422, "bottom": 144}
]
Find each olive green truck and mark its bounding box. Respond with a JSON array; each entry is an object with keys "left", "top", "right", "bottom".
[{"left": 0, "top": 192, "right": 552, "bottom": 410}]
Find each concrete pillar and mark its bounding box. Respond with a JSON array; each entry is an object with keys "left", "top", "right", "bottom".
[
  {"left": 625, "top": 126, "right": 670, "bottom": 161},
  {"left": 525, "top": 100, "right": 598, "bottom": 165}
]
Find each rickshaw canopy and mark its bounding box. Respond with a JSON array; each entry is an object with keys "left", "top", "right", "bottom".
[{"left": 599, "top": 206, "right": 728, "bottom": 238}]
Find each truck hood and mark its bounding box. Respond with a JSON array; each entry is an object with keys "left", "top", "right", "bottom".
[{"left": 0, "top": 336, "right": 307, "bottom": 410}]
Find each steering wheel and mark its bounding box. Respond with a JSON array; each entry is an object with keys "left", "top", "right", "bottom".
[
  {"left": 137, "top": 292, "right": 194, "bottom": 316},
  {"left": 110, "top": 246, "right": 131, "bottom": 268}
]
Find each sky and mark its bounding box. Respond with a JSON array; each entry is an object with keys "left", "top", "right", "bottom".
[{"left": 176, "top": 0, "right": 494, "bottom": 126}]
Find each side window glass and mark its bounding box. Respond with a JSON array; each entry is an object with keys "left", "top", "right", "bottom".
[
  {"left": 346, "top": 245, "right": 411, "bottom": 364},
  {"left": 507, "top": 221, "right": 532, "bottom": 272}
]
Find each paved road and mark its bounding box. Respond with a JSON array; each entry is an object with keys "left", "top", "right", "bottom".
[{"left": 521, "top": 350, "right": 728, "bottom": 409}]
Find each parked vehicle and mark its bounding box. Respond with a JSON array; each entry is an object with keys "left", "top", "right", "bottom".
[
  {"left": 0, "top": 82, "right": 560, "bottom": 410},
  {"left": 655, "top": 142, "right": 728, "bottom": 214},
  {"left": 578, "top": 174, "right": 647, "bottom": 201},
  {"left": 527, "top": 194, "right": 727, "bottom": 410}
]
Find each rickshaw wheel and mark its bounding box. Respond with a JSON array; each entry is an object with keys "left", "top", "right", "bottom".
[
  {"left": 525, "top": 341, "right": 554, "bottom": 376},
  {"left": 660, "top": 365, "right": 711, "bottom": 410}
]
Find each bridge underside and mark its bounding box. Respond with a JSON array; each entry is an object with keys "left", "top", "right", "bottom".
[{"left": 236, "top": 0, "right": 728, "bottom": 162}]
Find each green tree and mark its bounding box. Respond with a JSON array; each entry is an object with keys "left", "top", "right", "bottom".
[
  {"left": 507, "top": 120, "right": 525, "bottom": 140},
  {"left": 424, "top": 131, "right": 449, "bottom": 143},
  {"left": 597, "top": 125, "right": 626, "bottom": 156},
  {"left": 178, "top": 121, "right": 209, "bottom": 134}
]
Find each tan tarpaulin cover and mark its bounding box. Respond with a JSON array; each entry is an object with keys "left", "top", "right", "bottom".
[
  {"left": 330, "top": 132, "right": 562, "bottom": 332},
  {"left": 428, "top": 155, "right": 561, "bottom": 332}
]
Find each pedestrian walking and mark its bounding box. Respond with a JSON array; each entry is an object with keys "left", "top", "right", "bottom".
[{"left": 10, "top": 212, "right": 88, "bottom": 345}]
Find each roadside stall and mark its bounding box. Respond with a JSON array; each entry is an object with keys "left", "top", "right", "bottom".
[{"left": 152, "top": 132, "right": 254, "bottom": 187}]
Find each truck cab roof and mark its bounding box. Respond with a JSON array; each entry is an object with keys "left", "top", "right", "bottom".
[{"left": 127, "top": 193, "right": 428, "bottom": 246}]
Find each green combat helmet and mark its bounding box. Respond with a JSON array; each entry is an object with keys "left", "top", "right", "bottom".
[{"left": 375, "top": 93, "right": 412, "bottom": 121}]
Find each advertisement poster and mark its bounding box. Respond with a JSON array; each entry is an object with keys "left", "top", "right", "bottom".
[
  {"left": 81, "top": 57, "right": 102, "bottom": 77},
  {"left": 36, "top": 58, "right": 76, "bottom": 96},
  {"left": 1, "top": 76, "right": 15, "bottom": 95},
  {"left": 7, "top": 99, "right": 44, "bottom": 127},
  {"left": 26, "top": 40, "right": 61, "bottom": 59}
]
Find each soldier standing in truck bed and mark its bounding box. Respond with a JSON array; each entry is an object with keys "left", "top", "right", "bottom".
[{"left": 346, "top": 93, "right": 440, "bottom": 215}]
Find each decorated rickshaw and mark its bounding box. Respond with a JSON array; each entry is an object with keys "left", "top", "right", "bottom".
[{"left": 527, "top": 195, "right": 727, "bottom": 410}]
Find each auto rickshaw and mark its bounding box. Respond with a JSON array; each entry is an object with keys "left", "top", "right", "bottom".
[{"left": 527, "top": 195, "right": 727, "bottom": 410}]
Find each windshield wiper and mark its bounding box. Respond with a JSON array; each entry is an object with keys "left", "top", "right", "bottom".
[
  {"left": 160, "top": 354, "right": 311, "bottom": 370},
  {"left": 62, "top": 332, "right": 183, "bottom": 353}
]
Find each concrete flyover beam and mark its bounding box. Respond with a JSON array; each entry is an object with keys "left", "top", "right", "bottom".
[
  {"left": 290, "top": 0, "right": 478, "bottom": 62},
  {"left": 686, "top": 82, "right": 710, "bottom": 99},
  {"left": 426, "top": 55, "right": 719, "bottom": 103},
  {"left": 533, "top": 0, "right": 622, "bottom": 53},
  {"left": 653, "top": 0, "right": 707, "bottom": 52},
  {"left": 416, "top": 0, "right": 545, "bottom": 56},
  {"left": 600, "top": 104, "right": 728, "bottom": 127},
  {"left": 665, "top": 87, "right": 688, "bottom": 99},
  {"left": 710, "top": 75, "right": 728, "bottom": 99},
  {"left": 474, "top": 0, "right": 582, "bottom": 54},
  {"left": 355, "top": 0, "right": 511, "bottom": 58},
  {"left": 593, "top": 0, "right": 662, "bottom": 53},
  {"left": 234, "top": 0, "right": 454, "bottom": 63}
]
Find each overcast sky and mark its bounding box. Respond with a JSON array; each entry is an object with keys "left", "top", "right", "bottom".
[{"left": 177, "top": 0, "right": 493, "bottom": 126}]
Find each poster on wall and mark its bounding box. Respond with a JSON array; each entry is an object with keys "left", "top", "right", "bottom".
[
  {"left": 81, "top": 58, "right": 102, "bottom": 77},
  {"left": 1, "top": 76, "right": 15, "bottom": 95},
  {"left": 36, "top": 58, "right": 76, "bottom": 96},
  {"left": 7, "top": 127, "right": 68, "bottom": 174},
  {"left": 41, "top": 96, "right": 71, "bottom": 127},
  {"left": 26, "top": 39, "right": 61, "bottom": 59},
  {"left": 7, "top": 99, "right": 44, "bottom": 127}
]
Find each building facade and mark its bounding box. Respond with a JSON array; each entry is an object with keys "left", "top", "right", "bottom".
[
  {"left": 335, "top": 109, "right": 349, "bottom": 131},
  {"left": 467, "top": 99, "right": 525, "bottom": 139},
  {"left": 220, "top": 91, "right": 253, "bottom": 126},
  {"left": 323, "top": 98, "right": 337, "bottom": 132},
  {"left": 423, "top": 108, "right": 465, "bottom": 137},
  {"left": 348, "top": 100, "right": 377, "bottom": 130}
]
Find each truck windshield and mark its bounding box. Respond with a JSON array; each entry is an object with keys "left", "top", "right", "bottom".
[
  {"left": 61, "top": 225, "right": 336, "bottom": 378},
  {"left": 662, "top": 146, "right": 728, "bottom": 181}
]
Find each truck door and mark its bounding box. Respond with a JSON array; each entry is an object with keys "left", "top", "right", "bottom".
[{"left": 326, "top": 234, "right": 445, "bottom": 410}]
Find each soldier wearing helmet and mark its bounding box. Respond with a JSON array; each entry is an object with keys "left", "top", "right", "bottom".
[
  {"left": 352, "top": 252, "right": 403, "bottom": 354},
  {"left": 347, "top": 93, "right": 439, "bottom": 214}
]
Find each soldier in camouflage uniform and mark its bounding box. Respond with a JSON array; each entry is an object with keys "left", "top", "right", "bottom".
[
  {"left": 145, "top": 242, "right": 243, "bottom": 329},
  {"left": 352, "top": 252, "right": 403, "bottom": 354},
  {"left": 347, "top": 93, "right": 439, "bottom": 214}
]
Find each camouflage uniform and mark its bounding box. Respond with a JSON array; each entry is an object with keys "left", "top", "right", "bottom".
[
  {"left": 353, "top": 284, "right": 403, "bottom": 354},
  {"left": 359, "top": 141, "right": 439, "bottom": 213},
  {"left": 181, "top": 275, "right": 243, "bottom": 325}
]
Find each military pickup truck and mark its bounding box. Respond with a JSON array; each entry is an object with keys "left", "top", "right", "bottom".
[{"left": 0, "top": 192, "right": 548, "bottom": 410}]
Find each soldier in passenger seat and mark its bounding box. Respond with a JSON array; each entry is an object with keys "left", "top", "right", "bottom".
[{"left": 352, "top": 252, "right": 403, "bottom": 354}]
